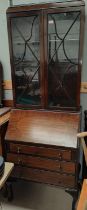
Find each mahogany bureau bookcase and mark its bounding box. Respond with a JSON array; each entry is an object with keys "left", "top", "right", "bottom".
[{"left": 5, "top": 1, "right": 85, "bottom": 209}]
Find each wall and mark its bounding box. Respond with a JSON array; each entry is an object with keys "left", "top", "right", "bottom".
[
  {"left": 11, "top": 0, "right": 75, "bottom": 5},
  {"left": 0, "top": 0, "right": 87, "bottom": 129},
  {"left": 80, "top": 0, "right": 87, "bottom": 129}
]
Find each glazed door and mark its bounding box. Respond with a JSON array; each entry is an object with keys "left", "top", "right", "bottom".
[
  {"left": 8, "top": 11, "right": 44, "bottom": 108},
  {"left": 7, "top": 4, "right": 84, "bottom": 110},
  {"left": 45, "top": 8, "right": 83, "bottom": 110}
]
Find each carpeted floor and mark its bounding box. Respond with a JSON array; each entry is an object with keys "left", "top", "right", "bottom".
[{"left": 0, "top": 180, "right": 72, "bottom": 210}]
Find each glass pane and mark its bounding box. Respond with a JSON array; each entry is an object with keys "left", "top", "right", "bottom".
[
  {"left": 11, "top": 15, "right": 41, "bottom": 106},
  {"left": 48, "top": 11, "right": 80, "bottom": 108}
]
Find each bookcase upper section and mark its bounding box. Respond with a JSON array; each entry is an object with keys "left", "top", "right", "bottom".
[{"left": 7, "top": 0, "right": 85, "bottom": 111}]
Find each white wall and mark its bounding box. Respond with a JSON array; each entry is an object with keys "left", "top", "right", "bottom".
[
  {"left": 12, "top": 0, "right": 73, "bottom": 5},
  {"left": 80, "top": 0, "right": 87, "bottom": 129},
  {"left": 0, "top": 0, "right": 87, "bottom": 129},
  {"left": 0, "top": 0, "right": 12, "bottom": 99}
]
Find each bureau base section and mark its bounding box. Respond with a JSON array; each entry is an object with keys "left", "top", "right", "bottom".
[{"left": 11, "top": 165, "right": 76, "bottom": 189}]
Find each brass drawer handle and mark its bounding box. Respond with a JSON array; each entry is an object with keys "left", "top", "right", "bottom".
[
  {"left": 58, "top": 153, "right": 62, "bottom": 160},
  {"left": 58, "top": 164, "right": 62, "bottom": 170},
  {"left": 18, "top": 159, "right": 22, "bottom": 165},
  {"left": 17, "top": 147, "right": 21, "bottom": 153}
]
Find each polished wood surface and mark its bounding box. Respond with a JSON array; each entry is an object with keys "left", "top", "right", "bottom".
[
  {"left": 6, "top": 143, "right": 78, "bottom": 189},
  {"left": 5, "top": 109, "right": 80, "bottom": 148},
  {"left": 11, "top": 165, "right": 75, "bottom": 188},
  {"left": 7, "top": 153, "right": 75, "bottom": 174},
  {"left": 8, "top": 143, "right": 73, "bottom": 160},
  {"left": 5, "top": 109, "right": 79, "bottom": 190},
  {"left": 77, "top": 179, "right": 87, "bottom": 210}
]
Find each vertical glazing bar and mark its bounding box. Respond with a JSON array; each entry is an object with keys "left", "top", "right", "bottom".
[
  {"left": 43, "top": 11, "right": 48, "bottom": 108},
  {"left": 77, "top": 6, "right": 85, "bottom": 109}
]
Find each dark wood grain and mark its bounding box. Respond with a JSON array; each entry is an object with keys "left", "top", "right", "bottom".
[
  {"left": 5, "top": 109, "right": 79, "bottom": 193},
  {"left": 5, "top": 109, "right": 80, "bottom": 148},
  {"left": 7, "top": 153, "right": 75, "bottom": 174},
  {"left": 11, "top": 165, "right": 76, "bottom": 188},
  {"left": 8, "top": 142, "right": 72, "bottom": 160}
]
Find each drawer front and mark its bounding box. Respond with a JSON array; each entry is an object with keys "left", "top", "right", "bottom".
[
  {"left": 8, "top": 143, "right": 72, "bottom": 161},
  {"left": 7, "top": 153, "right": 75, "bottom": 174},
  {"left": 11, "top": 165, "right": 76, "bottom": 189}
]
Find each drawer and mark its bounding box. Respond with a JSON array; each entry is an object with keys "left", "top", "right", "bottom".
[
  {"left": 11, "top": 165, "right": 76, "bottom": 189},
  {"left": 8, "top": 143, "right": 72, "bottom": 161},
  {"left": 7, "top": 153, "right": 75, "bottom": 174}
]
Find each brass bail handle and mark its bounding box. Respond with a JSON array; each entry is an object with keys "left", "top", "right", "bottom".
[{"left": 77, "top": 132, "right": 87, "bottom": 166}]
